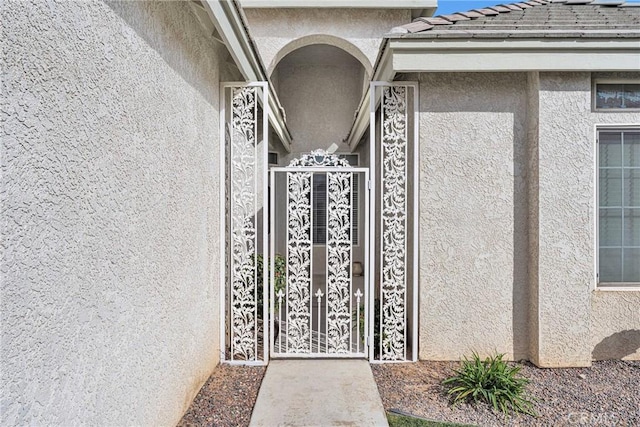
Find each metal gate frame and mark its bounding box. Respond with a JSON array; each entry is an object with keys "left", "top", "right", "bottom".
[{"left": 269, "top": 160, "right": 370, "bottom": 358}]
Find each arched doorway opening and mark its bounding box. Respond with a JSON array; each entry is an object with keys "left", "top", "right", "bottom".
[
  {"left": 270, "top": 42, "right": 369, "bottom": 162},
  {"left": 220, "top": 42, "right": 418, "bottom": 363},
  {"left": 267, "top": 40, "right": 372, "bottom": 358}
]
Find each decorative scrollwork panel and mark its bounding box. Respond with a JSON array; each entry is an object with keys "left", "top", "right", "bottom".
[
  {"left": 326, "top": 172, "right": 353, "bottom": 353},
  {"left": 286, "top": 171, "right": 312, "bottom": 353},
  {"left": 380, "top": 86, "right": 408, "bottom": 361},
  {"left": 289, "top": 149, "right": 351, "bottom": 167},
  {"left": 229, "top": 86, "right": 259, "bottom": 361}
]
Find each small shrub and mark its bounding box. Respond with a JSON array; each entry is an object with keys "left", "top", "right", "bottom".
[
  {"left": 255, "top": 253, "right": 286, "bottom": 319},
  {"left": 443, "top": 352, "right": 536, "bottom": 416}
]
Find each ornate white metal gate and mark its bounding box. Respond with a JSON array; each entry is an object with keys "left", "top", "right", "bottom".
[
  {"left": 220, "top": 81, "right": 417, "bottom": 365},
  {"left": 270, "top": 152, "right": 370, "bottom": 358}
]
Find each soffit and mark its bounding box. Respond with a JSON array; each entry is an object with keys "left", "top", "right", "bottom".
[{"left": 200, "top": 0, "right": 293, "bottom": 150}]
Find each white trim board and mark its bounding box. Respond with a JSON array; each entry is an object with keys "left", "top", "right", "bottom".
[
  {"left": 239, "top": 0, "right": 436, "bottom": 8},
  {"left": 388, "top": 39, "right": 640, "bottom": 72},
  {"left": 347, "top": 44, "right": 396, "bottom": 149}
]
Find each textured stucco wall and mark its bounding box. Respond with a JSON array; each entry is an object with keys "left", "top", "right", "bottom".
[
  {"left": 418, "top": 73, "right": 529, "bottom": 361},
  {"left": 587, "top": 72, "right": 640, "bottom": 362},
  {"left": 534, "top": 72, "right": 594, "bottom": 366},
  {"left": 2, "top": 1, "right": 227, "bottom": 424},
  {"left": 241, "top": 8, "right": 410, "bottom": 75},
  {"left": 274, "top": 44, "right": 365, "bottom": 160},
  {"left": 526, "top": 72, "right": 541, "bottom": 365},
  {"left": 417, "top": 70, "right": 639, "bottom": 366},
  {"left": 534, "top": 72, "right": 640, "bottom": 366},
  {"left": 591, "top": 292, "right": 640, "bottom": 360}
]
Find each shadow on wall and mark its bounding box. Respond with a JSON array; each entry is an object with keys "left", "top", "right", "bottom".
[
  {"left": 417, "top": 72, "right": 530, "bottom": 360},
  {"left": 592, "top": 330, "right": 640, "bottom": 360},
  {"left": 106, "top": 1, "right": 222, "bottom": 106}
]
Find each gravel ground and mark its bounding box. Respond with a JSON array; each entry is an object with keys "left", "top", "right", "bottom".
[
  {"left": 177, "top": 364, "right": 265, "bottom": 427},
  {"left": 372, "top": 360, "right": 640, "bottom": 427},
  {"left": 177, "top": 360, "right": 639, "bottom": 427}
]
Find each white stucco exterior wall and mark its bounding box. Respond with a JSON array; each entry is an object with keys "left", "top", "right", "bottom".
[
  {"left": 534, "top": 72, "right": 594, "bottom": 366},
  {"left": 418, "top": 73, "right": 529, "bottom": 361},
  {"left": 273, "top": 45, "right": 365, "bottom": 160},
  {"left": 417, "top": 70, "right": 639, "bottom": 366},
  {"left": 526, "top": 71, "right": 541, "bottom": 366},
  {"left": 587, "top": 72, "right": 640, "bottom": 362},
  {"left": 591, "top": 291, "right": 640, "bottom": 360},
  {"left": 241, "top": 8, "right": 411, "bottom": 75},
  {"left": 534, "top": 72, "right": 640, "bottom": 366},
  {"left": 1, "top": 1, "right": 228, "bottom": 424}
]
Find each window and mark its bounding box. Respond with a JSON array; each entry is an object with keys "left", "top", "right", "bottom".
[
  {"left": 598, "top": 129, "right": 640, "bottom": 286},
  {"left": 595, "top": 83, "right": 640, "bottom": 110},
  {"left": 312, "top": 154, "right": 359, "bottom": 245},
  {"left": 268, "top": 152, "right": 279, "bottom": 165}
]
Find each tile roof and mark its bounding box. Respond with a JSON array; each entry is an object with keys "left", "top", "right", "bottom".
[{"left": 389, "top": 0, "right": 640, "bottom": 38}]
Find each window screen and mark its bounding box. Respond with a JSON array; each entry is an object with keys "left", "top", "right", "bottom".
[{"left": 599, "top": 129, "right": 640, "bottom": 284}]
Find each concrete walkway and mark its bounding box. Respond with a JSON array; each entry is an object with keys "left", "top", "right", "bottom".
[{"left": 249, "top": 360, "right": 389, "bottom": 427}]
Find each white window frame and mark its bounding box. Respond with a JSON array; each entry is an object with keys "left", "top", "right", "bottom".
[
  {"left": 595, "top": 124, "right": 640, "bottom": 291},
  {"left": 592, "top": 80, "right": 640, "bottom": 112}
]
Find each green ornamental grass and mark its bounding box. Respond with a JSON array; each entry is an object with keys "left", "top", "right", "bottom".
[
  {"left": 387, "top": 412, "right": 473, "bottom": 427},
  {"left": 443, "top": 352, "right": 536, "bottom": 416}
]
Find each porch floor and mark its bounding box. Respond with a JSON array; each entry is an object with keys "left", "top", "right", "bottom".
[
  {"left": 249, "top": 360, "right": 388, "bottom": 427},
  {"left": 271, "top": 321, "right": 366, "bottom": 356}
]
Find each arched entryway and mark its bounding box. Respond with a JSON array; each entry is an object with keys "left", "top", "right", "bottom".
[
  {"left": 267, "top": 41, "right": 372, "bottom": 358},
  {"left": 220, "top": 43, "right": 419, "bottom": 364},
  {"left": 269, "top": 41, "right": 370, "bottom": 164}
]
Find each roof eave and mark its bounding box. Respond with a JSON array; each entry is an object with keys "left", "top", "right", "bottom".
[
  {"left": 202, "top": 0, "right": 293, "bottom": 151},
  {"left": 346, "top": 40, "right": 397, "bottom": 149},
  {"left": 387, "top": 36, "right": 640, "bottom": 72}
]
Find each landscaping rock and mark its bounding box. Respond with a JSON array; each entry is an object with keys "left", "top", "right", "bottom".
[{"left": 372, "top": 360, "right": 640, "bottom": 426}]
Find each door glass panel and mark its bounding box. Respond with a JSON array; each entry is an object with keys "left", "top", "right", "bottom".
[
  {"left": 625, "top": 169, "right": 640, "bottom": 207},
  {"left": 623, "top": 208, "right": 640, "bottom": 247},
  {"left": 624, "top": 131, "right": 640, "bottom": 167}
]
